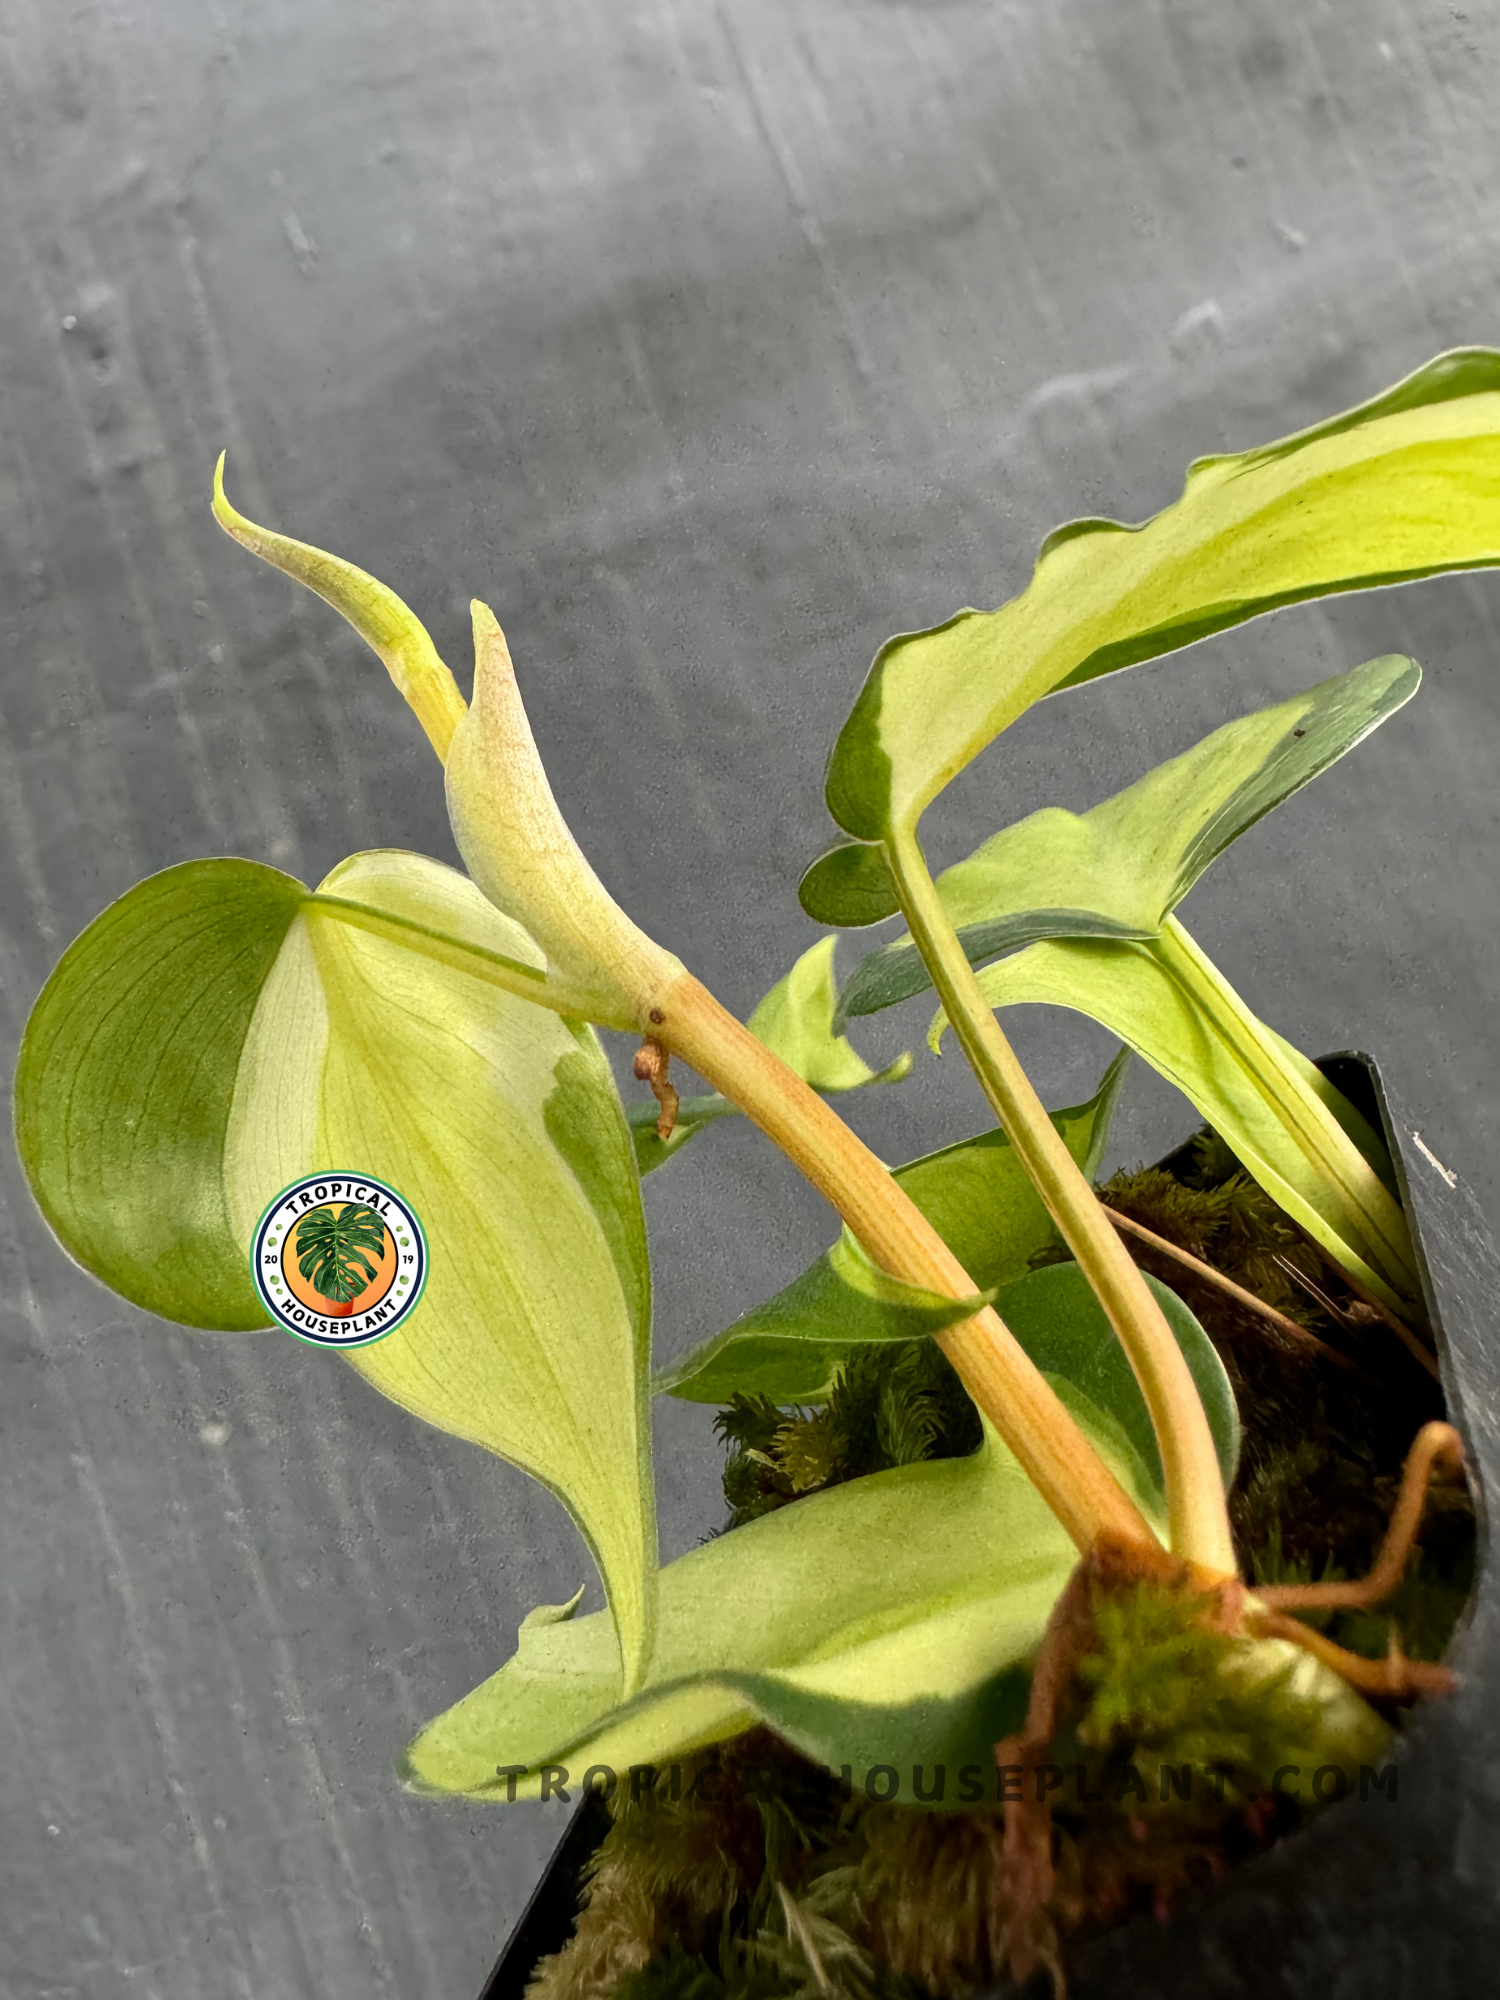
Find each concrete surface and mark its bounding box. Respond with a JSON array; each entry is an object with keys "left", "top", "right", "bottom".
[{"left": 3, "top": 1, "right": 1500, "bottom": 1993}]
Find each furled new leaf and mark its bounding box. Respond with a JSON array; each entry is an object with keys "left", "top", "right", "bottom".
[
  {"left": 936, "top": 925, "right": 1417, "bottom": 1308},
  {"left": 656, "top": 1049, "right": 1128, "bottom": 1403},
  {"left": 629, "top": 936, "right": 910, "bottom": 1176},
  {"left": 213, "top": 456, "right": 468, "bottom": 762},
  {"left": 837, "top": 656, "right": 1420, "bottom": 1022},
  {"left": 16, "top": 851, "right": 659, "bottom": 1685},
  {"left": 447, "top": 603, "right": 688, "bottom": 1028},
  {"left": 825, "top": 349, "right": 1500, "bottom": 841},
  {"left": 215, "top": 471, "right": 683, "bottom": 1033}
]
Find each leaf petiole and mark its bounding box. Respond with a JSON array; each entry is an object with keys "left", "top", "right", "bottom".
[
  {"left": 884, "top": 824, "right": 1238, "bottom": 1578},
  {"left": 653, "top": 968, "right": 1159, "bottom": 1559}
]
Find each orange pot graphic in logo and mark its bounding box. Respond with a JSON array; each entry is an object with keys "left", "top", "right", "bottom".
[
  {"left": 251, "top": 1175, "right": 427, "bottom": 1347},
  {"left": 292, "top": 1202, "right": 394, "bottom": 1316}
]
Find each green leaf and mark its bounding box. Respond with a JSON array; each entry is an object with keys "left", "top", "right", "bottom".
[
  {"left": 629, "top": 937, "right": 910, "bottom": 1177},
  {"left": 656, "top": 1048, "right": 1129, "bottom": 1403},
  {"left": 994, "top": 1263, "right": 1239, "bottom": 1495},
  {"left": 17, "top": 849, "right": 659, "bottom": 1687},
  {"left": 825, "top": 349, "right": 1500, "bottom": 839},
  {"left": 402, "top": 1295, "right": 1236, "bottom": 1806},
  {"left": 841, "top": 910, "right": 1150, "bottom": 1026},
  {"left": 15, "top": 859, "right": 303, "bottom": 1329},
  {"left": 838, "top": 656, "right": 1421, "bottom": 1022},
  {"left": 746, "top": 937, "right": 911, "bottom": 1092},
  {"left": 652, "top": 1230, "right": 995, "bottom": 1406},
  {"left": 628, "top": 1093, "right": 741, "bottom": 1176},
  {"left": 399, "top": 1419, "right": 1080, "bottom": 1803},
  {"left": 940, "top": 927, "right": 1416, "bottom": 1308},
  {"left": 232, "top": 849, "right": 658, "bottom": 1683},
  {"left": 797, "top": 840, "right": 901, "bottom": 928}
]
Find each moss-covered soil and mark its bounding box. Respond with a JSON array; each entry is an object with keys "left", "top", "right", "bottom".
[{"left": 526, "top": 1134, "right": 1474, "bottom": 2000}]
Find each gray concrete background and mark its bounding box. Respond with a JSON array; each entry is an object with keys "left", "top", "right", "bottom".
[{"left": 3, "top": 1, "right": 1500, "bottom": 1993}]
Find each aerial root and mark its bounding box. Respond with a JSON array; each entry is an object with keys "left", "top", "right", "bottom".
[
  {"left": 1250, "top": 1608, "right": 1456, "bottom": 1699},
  {"left": 1249, "top": 1419, "right": 1464, "bottom": 1700},
  {"left": 989, "top": 1425, "right": 1464, "bottom": 1989},
  {"left": 994, "top": 1534, "right": 1188, "bottom": 1997},
  {"left": 1105, "top": 1208, "right": 1381, "bottom": 1386},
  {"left": 633, "top": 1035, "right": 679, "bottom": 1140},
  {"left": 1256, "top": 1421, "right": 1464, "bottom": 1614}
]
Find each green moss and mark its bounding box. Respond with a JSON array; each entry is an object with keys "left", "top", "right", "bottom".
[
  {"left": 854, "top": 1803, "right": 1012, "bottom": 1992},
  {"left": 538, "top": 1576, "right": 1395, "bottom": 2000},
  {"left": 527, "top": 1735, "right": 892, "bottom": 2000},
  {"left": 617, "top": 1947, "right": 727, "bottom": 2000},
  {"left": 1073, "top": 1582, "right": 1342, "bottom": 1806},
  {"left": 717, "top": 1341, "right": 980, "bottom": 1529}
]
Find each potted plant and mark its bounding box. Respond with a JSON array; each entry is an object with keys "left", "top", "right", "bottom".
[{"left": 14, "top": 350, "right": 1500, "bottom": 1996}]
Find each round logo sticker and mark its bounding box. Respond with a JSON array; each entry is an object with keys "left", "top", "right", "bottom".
[{"left": 250, "top": 1174, "right": 428, "bottom": 1348}]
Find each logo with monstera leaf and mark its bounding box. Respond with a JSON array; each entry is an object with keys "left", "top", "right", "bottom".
[{"left": 250, "top": 1173, "right": 427, "bottom": 1347}]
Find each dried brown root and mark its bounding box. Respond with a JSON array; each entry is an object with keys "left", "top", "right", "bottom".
[
  {"left": 633, "top": 1036, "right": 679, "bottom": 1140},
  {"left": 1275, "top": 1254, "right": 1440, "bottom": 1382},
  {"left": 1103, "top": 1207, "right": 1380, "bottom": 1386}
]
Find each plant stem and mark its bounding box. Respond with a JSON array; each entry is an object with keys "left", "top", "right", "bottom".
[
  {"left": 885, "top": 827, "right": 1238, "bottom": 1578},
  {"left": 1154, "top": 918, "right": 1418, "bottom": 1307},
  {"left": 656, "top": 971, "right": 1158, "bottom": 1560}
]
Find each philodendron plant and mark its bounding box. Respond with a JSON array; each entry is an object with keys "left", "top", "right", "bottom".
[{"left": 15, "top": 351, "right": 1498, "bottom": 1985}]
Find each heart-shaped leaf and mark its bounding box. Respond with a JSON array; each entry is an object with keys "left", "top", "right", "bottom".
[
  {"left": 16, "top": 850, "right": 659, "bottom": 1685},
  {"left": 656, "top": 1049, "right": 1129, "bottom": 1403},
  {"left": 15, "top": 859, "right": 305, "bottom": 1329},
  {"left": 838, "top": 656, "right": 1419, "bottom": 1022},
  {"left": 937, "top": 926, "right": 1417, "bottom": 1309},
  {"left": 629, "top": 936, "right": 910, "bottom": 1177},
  {"left": 824, "top": 349, "right": 1500, "bottom": 841}
]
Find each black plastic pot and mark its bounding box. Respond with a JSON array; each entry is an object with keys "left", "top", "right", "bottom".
[{"left": 478, "top": 1054, "right": 1500, "bottom": 2000}]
